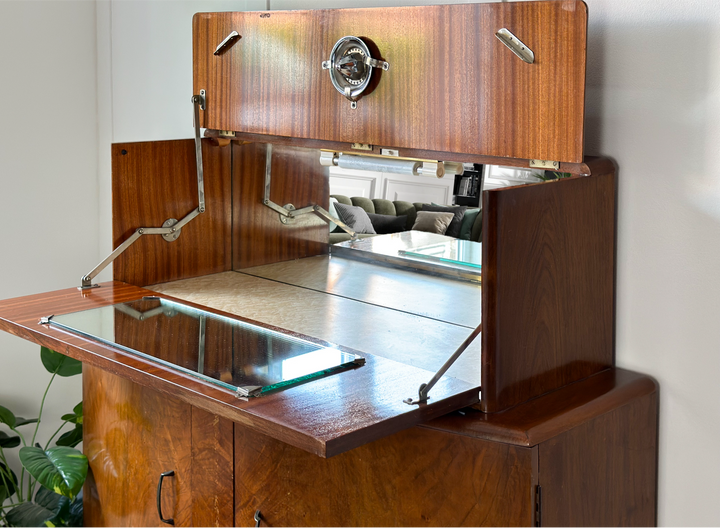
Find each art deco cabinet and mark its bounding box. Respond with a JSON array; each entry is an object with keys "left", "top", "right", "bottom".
[{"left": 0, "top": 2, "right": 658, "bottom": 526}]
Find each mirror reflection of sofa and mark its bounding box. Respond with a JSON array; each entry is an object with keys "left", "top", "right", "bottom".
[{"left": 329, "top": 194, "right": 483, "bottom": 244}]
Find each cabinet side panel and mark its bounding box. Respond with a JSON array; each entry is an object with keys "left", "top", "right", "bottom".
[
  {"left": 193, "top": 2, "right": 587, "bottom": 162},
  {"left": 482, "top": 170, "right": 616, "bottom": 412},
  {"left": 232, "top": 142, "right": 329, "bottom": 269},
  {"left": 539, "top": 388, "right": 658, "bottom": 526},
  {"left": 191, "top": 409, "right": 235, "bottom": 527},
  {"left": 234, "top": 424, "right": 535, "bottom": 527},
  {"left": 83, "top": 365, "right": 193, "bottom": 527},
  {"left": 112, "top": 139, "right": 232, "bottom": 287}
]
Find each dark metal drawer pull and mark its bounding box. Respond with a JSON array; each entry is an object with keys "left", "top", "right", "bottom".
[{"left": 157, "top": 470, "right": 175, "bottom": 525}]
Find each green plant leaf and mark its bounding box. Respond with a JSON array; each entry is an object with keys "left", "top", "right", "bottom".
[
  {"left": 5, "top": 502, "right": 57, "bottom": 527},
  {"left": 19, "top": 446, "right": 88, "bottom": 499},
  {"left": 0, "top": 430, "right": 21, "bottom": 448},
  {"left": 0, "top": 461, "right": 18, "bottom": 500},
  {"left": 66, "top": 494, "right": 83, "bottom": 527},
  {"left": 40, "top": 347, "right": 82, "bottom": 377},
  {"left": 55, "top": 426, "right": 83, "bottom": 448},
  {"left": 0, "top": 405, "right": 17, "bottom": 428},
  {"left": 60, "top": 403, "right": 83, "bottom": 426},
  {"left": 15, "top": 417, "right": 39, "bottom": 427},
  {"left": 4, "top": 488, "right": 71, "bottom": 527},
  {"left": 72, "top": 403, "right": 82, "bottom": 425}
]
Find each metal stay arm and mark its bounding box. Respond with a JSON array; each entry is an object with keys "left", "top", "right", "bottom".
[
  {"left": 80, "top": 93, "right": 206, "bottom": 289},
  {"left": 261, "top": 144, "right": 357, "bottom": 240},
  {"left": 404, "top": 323, "right": 482, "bottom": 405}
]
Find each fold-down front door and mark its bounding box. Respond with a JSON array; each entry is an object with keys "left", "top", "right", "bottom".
[{"left": 0, "top": 282, "right": 479, "bottom": 457}]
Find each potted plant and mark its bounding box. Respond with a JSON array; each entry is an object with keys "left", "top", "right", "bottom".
[{"left": 0, "top": 347, "right": 86, "bottom": 527}]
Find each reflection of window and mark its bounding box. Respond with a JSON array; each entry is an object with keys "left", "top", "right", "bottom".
[
  {"left": 483, "top": 165, "right": 543, "bottom": 190},
  {"left": 281, "top": 348, "right": 345, "bottom": 381}
]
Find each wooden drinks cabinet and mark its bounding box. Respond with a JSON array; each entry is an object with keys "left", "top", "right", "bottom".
[{"left": 0, "top": 2, "right": 658, "bottom": 526}]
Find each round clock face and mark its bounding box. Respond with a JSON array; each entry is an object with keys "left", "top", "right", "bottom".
[{"left": 326, "top": 36, "right": 373, "bottom": 102}]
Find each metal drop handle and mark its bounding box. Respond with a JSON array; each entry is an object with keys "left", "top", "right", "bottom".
[
  {"left": 156, "top": 470, "right": 175, "bottom": 525},
  {"left": 254, "top": 510, "right": 262, "bottom": 527}
]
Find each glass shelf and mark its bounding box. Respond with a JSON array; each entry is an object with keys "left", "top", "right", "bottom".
[
  {"left": 399, "top": 239, "right": 482, "bottom": 270},
  {"left": 49, "top": 297, "right": 363, "bottom": 397}
]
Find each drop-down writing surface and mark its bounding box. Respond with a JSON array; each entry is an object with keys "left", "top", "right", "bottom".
[{"left": 0, "top": 281, "right": 479, "bottom": 457}]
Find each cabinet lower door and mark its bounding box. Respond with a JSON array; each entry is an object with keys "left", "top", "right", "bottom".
[
  {"left": 83, "top": 365, "right": 193, "bottom": 527},
  {"left": 235, "top": 424, "right": 537, "bottom": 527}
]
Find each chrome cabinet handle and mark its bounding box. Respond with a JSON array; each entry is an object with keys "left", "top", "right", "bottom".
[
  {"left": 156, "top": 470, "right": 175, "bottom": 525},
  {"left": 254, "top": 510, "right": 262, "bottom": 527}
]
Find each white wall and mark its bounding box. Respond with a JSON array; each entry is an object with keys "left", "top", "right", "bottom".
[
  {"left": 1, "top": 0, "right": 718, "bottom": 525},
  {"left": 0, "top": 0, "right": 97, "bottom": 473},
  {"left": 584, "top": 1, "right": 720, "bottom": 525}
]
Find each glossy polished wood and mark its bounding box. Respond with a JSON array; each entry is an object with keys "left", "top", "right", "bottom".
[
  {"left": 424, "top": 368, "right": 657, "bottom": 447},
  {"left": 83, "top": 364, "right": 193, "bottom": 527},
  {"left": 112, "top": 139, "right": 232, "bottom": 286},
  {"left": 209, "top": 131, "right": 598, "bottom": 175},
  {"left": 191, "top": 408, "right": 235, "bottom": 527},
  {"left": 235, "top": 425, "right": 536, "bottom": 527},
  {"left": 0, "top": 282, "right": 478, "bottom": 458},
  {"left": 194, "top": 2, "right": 587, "bottom": 163},
  {"left": 481, "top": 169, "right": 616, "bottom": 412},
  {"left": 232, "top": 142, "right": 329, "bottom": 269}
]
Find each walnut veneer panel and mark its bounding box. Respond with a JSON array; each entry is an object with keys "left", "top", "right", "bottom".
[
  {"left": 193, "top": 2, "right": 587, "bottom": 162},
  {"left": 83, "top": 364, "right": 193, "bottom": 527},
  {"left": 191, "top": 409, "right": 235, "bottom": 527},
  {"left": 0, "top": 282, "right": 478, "bottom": 457},
  {"left": 235, "top": 425, "right": 537, "bottom": 527},
  {"left": 112, "top": 139, "right": 232, "bottom": 286},
  {"left": 424, "top": 368, "right": 656, "bottom": 447},
  {"left": 539, "top": 387, "right": 658, "bottom": 526},
  {"left": 232, "top": 142, "right": 328, "bottom": 269},
  {"left": 481, "top": 169, "right": 616, "bottom": 412}
]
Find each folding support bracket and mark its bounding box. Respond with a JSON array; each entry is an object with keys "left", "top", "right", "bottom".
[
  {"left": 404, "top": 323, "right": 482, "bottom": 405},
  {"left": 261, "top": 144, "right": 358, "bottom": 240},
  {"left": 79, "top": 94, "right": 207, "bottom": 290}
]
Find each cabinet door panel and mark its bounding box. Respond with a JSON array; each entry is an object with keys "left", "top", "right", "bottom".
[
  {"left": 83, "top": 365, "right": 193, "bottom": 527},
  {"left": 235, "top": 424, "right": 536, "bottom": 527}
]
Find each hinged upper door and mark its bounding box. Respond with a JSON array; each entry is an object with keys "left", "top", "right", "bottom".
[{"left": 193, "top": 1, "right": 588, "bottom": 162}]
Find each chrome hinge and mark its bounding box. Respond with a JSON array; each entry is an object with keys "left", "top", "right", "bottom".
[
  {"left": 535, "top": 485, "right": 542, "bottom": 527},
  {"left": 530, "top": 159, "right": 560, "bottom": 170}
]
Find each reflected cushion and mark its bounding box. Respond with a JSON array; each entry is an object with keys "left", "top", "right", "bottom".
[
  {"left": 367, "top": 213, "right": 407, "bottom": 234},
  {"left": 459, "top": 208, "right": 480, "bottom": 240},
  {"left": 411, "top": 211, "right": 454, "bottom": 234},
  {"left": 334, "top": 202, "right": 377, "bottom": 234},
  {"left": 422, "top": 204, "right": 467, "bottom": 238}
]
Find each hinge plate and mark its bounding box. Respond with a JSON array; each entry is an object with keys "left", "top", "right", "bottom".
[
  {"left": 530, "top": 159, "right": 560, "bottom": 170},
  {"left": 351, "top": 143, "right": 373, "bottom": 151}
]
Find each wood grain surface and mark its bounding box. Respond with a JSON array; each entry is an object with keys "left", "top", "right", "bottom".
[
  {"left": 234, "top": 424, "right": 536, "bottom": 527},
  {"left": 232, "top": 142, "right": 329, "bottom": 269},
  {"left": 83, "top": 364, "right": 193, "bottom": 527},
  {"left": 208, "top": 130, "right": 598, "bottom": 175},
  {"left": 539, "top": 386, "right": 658, "bottom": 526},
  {"left": 0, "top": 282, "right": 478, "bottom": 458},
  {"left": 481, "top": 168, "right": 616, "bottom": 413},
  {"left": 112, "top": 139, "right": 232, "bottom": 286},
  {"left": 423, "top": 368, "right": 657, "bottom": 448},
  {"left": 194, "top": 2, "right": 587, "bottom": 163},
  {"left": 191, "top": 408, "right": 235, "bottom": 527}
]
